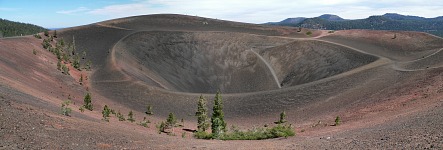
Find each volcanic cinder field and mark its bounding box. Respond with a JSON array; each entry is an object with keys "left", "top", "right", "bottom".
[{"left": 1, "top": 14, "right": 443, "bottom": 149}]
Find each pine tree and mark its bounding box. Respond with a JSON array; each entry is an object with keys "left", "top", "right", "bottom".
[
  {"left": 335, "top": 116, "right": 341, "bottom": 126},
  {"left": 83, "top": 93, "right": 93, "bottom": 111},
  {"left": 195, "top": 95, "right": 209, "bottom": 131},
  {"left": 211, "top": 91, "right": 226, "bottom": 138},
  {"left": 166, "top": 112, "right": 177, "bottom": 128}
]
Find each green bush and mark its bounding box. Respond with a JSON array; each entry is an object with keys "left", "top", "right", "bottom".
[
  {"left": 194, "top": 131, "right": 212, "bottom": 139},
  {"left": 157, "top": 121, "right": 166, "bottom": 134},
  {"left": 83, "top": 93, "right": 93, "bottom": 111},
  {"left": 306, "top": 31, "right": 312, "bottom": 36},
  {"left": 79, "top": 106, "right": 85, "bottom": 112},
  {"left": 195, "top": 125, "right": 295, "bottom": 140},
  {"left": 34, "top": 34, "right": 42, "bottom": 39},
  {"left": 102, "top": 105, "right": 111, "bottom": 122},
  {"left": 61, "top": 100, "right": 72, "bottom": 116},
  {"left": 61, "top": 64, "right": 69, "bottom": 75},
  {"left": 138, "top": 117, "right": 150, "bottom": 127},
  {"left": 335, "top": 116, "right": 341, "bottom": 126},
  {"left": 219, "top": 125, "right": 295, "bottom": 140},
  {"left": 166, "top": 112, "right": 177, "bottom": 127},
  {"left": 41, "top": 39, "right": 51, "bottom": 49},
  {"left": 127, "top": 110, "right": 135, "bottom": 122},
  {"left": 116, "top": 111, "right": 126, "bottom": 121},
  {"left": 275, "top": 111, "right": 287, "bottom": 124},
  {"left": 145, "top": 104, "right": 153, "bottom": 115}
]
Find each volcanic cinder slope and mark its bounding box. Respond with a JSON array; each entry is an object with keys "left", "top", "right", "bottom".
[{"left": 1, "top": 14, "right": 443, "bottom": 149}]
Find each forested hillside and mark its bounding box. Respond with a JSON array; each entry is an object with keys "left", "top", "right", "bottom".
[
  {"left": 267, "top": 13, "right": 443, "bottom": 37},
  {"left": 0, "top": 19, "right": 47, "bottom": 38}
]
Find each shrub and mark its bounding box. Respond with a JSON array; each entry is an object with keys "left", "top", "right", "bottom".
[
  {"left": 138, "top": 117, "right": 150, "bottom": 127},
  {"left": 44, "top": 30, "right": 49, "bottom": 37},
  {"left": 57, "top": 60, "right": 62, "bottom": 71},
  {"left": 157, "top": 121, "right": 166, "bottom": 134},
  {"left": 34, "top": 34, "right": 41, "bottom": 39},
  {"left": 145, "top": 104, "right": 153, "bottom": 115},
  {"left": 61, "top": 100, "right": 72, "bottom": 116},
  {"left": 194, "top": 125, "right": 295, "bottom": 140},
  {"left": 61, "top": 64, "right": 70, "bottom": 75},
  {"left": 102, "top": 105, "right": 111, "bottom": 122},
  {"left": 79, "top": 106, "right": 85, "bottom": 112},
  {"left": 275, "top": 111, "right": 287, "bottom": 124},
  {"left": 127, "top": 110, "right": 135, "bottom": 122},
  {"left": 85, "top": 60, "right": 92, "bottom": 71},
  {"left": 166, "top": 112, "right": 177, "bottom": 127},
  {"left": 219, "top": 125, "right": 295, "bottom": 140},
  {"left": 335, "top": 116, "right": 341, "bottom": 126},
  {"left": 116, "top": 110, "right": 126, "bottom": 121},
  {"left": 41, "top": 39, "right": 51, "bottom": 49},
  {"left": 194, "top": 130, "right": 212, "bottom": 139},
  {"left": 306, "top": 31, "right": 312, "bottom": 36},
  {"left": 83, "top": 93, "right": 93, "bottom": 111},
  {"left": 182, "top": 132, "right": 186, "bottom": 138},
  {"left": 32, "top": 49, "right": 37, "bottom": 55},
  {"left": 72, "top": 54, "right": 81, "bottom": 70}
]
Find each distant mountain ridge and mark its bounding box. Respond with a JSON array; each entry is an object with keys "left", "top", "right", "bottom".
[
  {"left": 0, "top": 18, "right": 47, "bottom": 38},
  {"left": 266, "top": 13, "right": 443, "bottom": 37}
]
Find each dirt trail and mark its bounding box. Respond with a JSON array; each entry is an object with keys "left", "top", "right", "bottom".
[
  {"left": 96, "top": 23, "right": 132, "bottom": 31},
  {"left": 249, "top": 49, "right": 281, "bottom": 88}
]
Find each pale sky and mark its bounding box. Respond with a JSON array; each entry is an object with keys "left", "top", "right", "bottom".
[{"left": 1, "top": 0, "right": 443, "bottom": 28}]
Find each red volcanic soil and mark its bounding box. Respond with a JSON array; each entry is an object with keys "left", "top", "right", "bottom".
[{"left": 1, "top": 14, "right": 443, "bottom": 149}]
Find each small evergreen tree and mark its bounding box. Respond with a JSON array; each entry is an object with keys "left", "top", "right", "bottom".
[
  {"left": 275, "top": 111, "right": 287, "bottom": 124},
  {"left": 79, "top": 106, "right": 85, "bottom": 112},
  {"left": 138, "top": 117, "right": 150, "bottom": 128},
  {"left": 83, "top": 93, "right": 93, "bottom": 111},
  {"left": 72, "top": 54, "right": 81, "bottom": 70},
  {"left": 158, "top": 121, "right": 166, "bottom": 133},
  {"left": 211, "top": 91, "right": 226, "bottom": 138},
  {"left": 166, "top": 112, "right": 177, "bottom": 128},
  {"left": 102, "top": 105, "right": 111, "bottom": 122},
  {"left": 60, "top": 100, "right": 72, "bottom": 116},
  {"left": 57, "top": 60, "right": 62, "bottom": 71},
  {"left": 116, "top": 110, "right": 125, "bottom": 121},
  {"left": 195, "top": 95, "right": 209, "bottom": 131},
  {"left": 53, "top": 30, "right": 57, "bottom": 38},
  {"left": 44, "top": 30, "right": 49, "bottom": 37},
  {"left": 127, "top": 110, "right": 135, "bottom": 122},
  {"left": 335, "top": 116, "right": 341, "bottom": 126},
  {"left": 61, "top": 64, "right": 70, "bottom": 75},
  {"left": 85, "top": 60, "right": 92, "bottom": 71},
  {"left": 145, "top": 104, "right": 153, "bottom": 115}
]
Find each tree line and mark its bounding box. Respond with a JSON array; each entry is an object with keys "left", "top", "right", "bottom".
[{"left": 0, "top": 18, "right": 47, "bottom": 38}]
